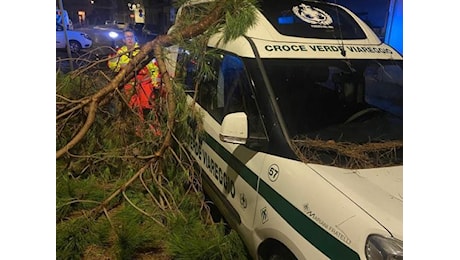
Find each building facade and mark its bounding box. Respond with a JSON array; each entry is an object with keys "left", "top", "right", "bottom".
[{"left": 58, "top": 0, "right": 176, "bottom": 33}]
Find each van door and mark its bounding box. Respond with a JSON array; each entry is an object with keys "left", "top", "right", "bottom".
[{"left": 183, "top": 50, "right": 268, "bottom": 233}]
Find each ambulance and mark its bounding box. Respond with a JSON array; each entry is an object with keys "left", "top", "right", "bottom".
[{"left": 168, "top": 0, "right": 403, "bottom": 259}]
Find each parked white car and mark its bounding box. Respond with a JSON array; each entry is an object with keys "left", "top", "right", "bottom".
[
  {"left": 104, "top": 20, "right": 131, "bottom": 30},
  {"left": 56, "top": 23, "right": 93, "bottom": 53}
]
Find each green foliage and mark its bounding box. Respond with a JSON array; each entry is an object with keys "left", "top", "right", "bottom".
[
  {"left": 165, "top": 214, "right": 247, "bottom": 260},
  {"left": 56, "top": 0, "right": 259, "bottom": 258},
  {"left": 112, "top": 204, "right": 166, "bottom": 259},
  {"left": 56, "top": 71, "right": 108, "bottom": 99},
  {"left": 56, "top": 174, "right": 110, "bottom": 221},
  {"left": 56, "top": 217, "right": 100, "bottom": 260},
  {"left": 56, "top": 71, "right": 248, "bottom": 258},
  {"left": 221, "top": 0, "right": 260, "bottom": 43},
  {"left": 171, "top": 0, "right": 259, "bottom": 44}
]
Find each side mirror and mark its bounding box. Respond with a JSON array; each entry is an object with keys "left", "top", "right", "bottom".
[{"left": 219, "top": 112, "right": 248, "bottom": 144}]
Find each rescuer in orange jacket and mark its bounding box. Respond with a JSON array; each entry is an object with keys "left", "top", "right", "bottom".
[{"left": 108, "top": 29, "right": 162, "bottom": 135}]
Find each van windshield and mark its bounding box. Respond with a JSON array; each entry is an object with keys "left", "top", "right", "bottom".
[{"left": 264, "top": 58, "right": 403, "bottom": 167}]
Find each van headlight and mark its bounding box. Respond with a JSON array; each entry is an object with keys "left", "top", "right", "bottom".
[{"left": 365, "top": 234, "right": 403, "bottom": 260}]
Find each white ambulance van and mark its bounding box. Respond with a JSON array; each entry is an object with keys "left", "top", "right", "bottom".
[{"left": 168, "top": 0, "right": 403, "bottom": 259}]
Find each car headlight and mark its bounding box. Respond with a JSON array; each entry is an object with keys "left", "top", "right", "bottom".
[
  {"left": 82, "top": 33, "right": 92, "bottom": 41},
  {"left": 109, "top": 31, "right": 119, "bottom": 39},
  {"left": 365, "top": 234, "right": 403, "bottom": 260}
]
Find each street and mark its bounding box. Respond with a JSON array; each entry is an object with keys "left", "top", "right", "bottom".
[
  {"left": 67, "top": 25, "right": 157, "bottom": 49},
  {"left": 56, "top": 25, "right": 158, "bottom": 73}
]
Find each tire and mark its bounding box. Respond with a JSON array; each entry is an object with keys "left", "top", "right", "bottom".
[
  {"left": 267, "top": 246, "right": 296, "bottom": 260},
  {"left": 69, "top": 40, "right": 82, "bottom": 53},
  {"left": 260, "top": 242, "right": 296, "bottom": 260}
]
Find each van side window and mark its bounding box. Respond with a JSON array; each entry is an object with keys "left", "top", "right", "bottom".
[
  {"left": 219, "top": 55, "right": 267, "bottom": 140},
  {"left": 179, "top": 51, "right": 267, "bottom": 140},
  {"left": 220, "top": 55, "right": 245, "bottom": 115}
]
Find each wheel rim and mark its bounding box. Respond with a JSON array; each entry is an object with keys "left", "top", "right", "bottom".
[{"left": 69, "top": 41, "right": 81, "bottom": 53}]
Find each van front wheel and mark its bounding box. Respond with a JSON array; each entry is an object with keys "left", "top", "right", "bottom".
[{"left": 259, "top": 242, "right": 296, "bottom": 260}]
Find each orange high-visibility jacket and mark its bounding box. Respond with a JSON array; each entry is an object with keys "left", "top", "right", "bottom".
[{"left": 108, "top": 44, "right": 161, "bottom": 109}]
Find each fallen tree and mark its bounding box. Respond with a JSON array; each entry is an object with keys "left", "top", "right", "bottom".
[{"left": 56, "top": 0, "right": 259, "bottom": 258}]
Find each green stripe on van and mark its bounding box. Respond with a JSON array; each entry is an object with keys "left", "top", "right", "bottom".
[
  {"left": 258, "top": 180, "right": 360, "bottom": 259},
  {"left": 205, "top": 134, "right": 259, "bottom": 190},
  {"left": 204, "top": 133, "right": 360, "bottom": 259}
]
